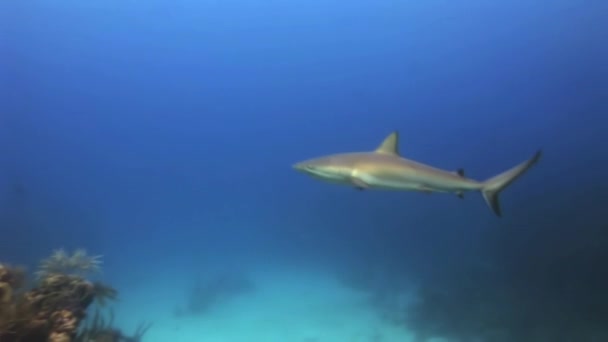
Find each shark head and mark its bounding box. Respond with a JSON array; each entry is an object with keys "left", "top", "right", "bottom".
[
  {"left": 293, "top": 132, "right": 401, "bottom": 185},
  {"left": 292, "top": 155, "right": 354, "bottom": 183}
]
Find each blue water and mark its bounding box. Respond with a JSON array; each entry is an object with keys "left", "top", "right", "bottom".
[{"left": 1, "top": 0, "right": 607, "bottom": 341}]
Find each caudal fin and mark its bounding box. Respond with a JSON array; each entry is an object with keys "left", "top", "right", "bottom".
[{"left": 481, "top": 150, "right": 542, "bottom": 217}]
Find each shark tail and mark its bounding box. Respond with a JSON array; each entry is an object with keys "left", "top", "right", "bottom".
[{"left": 481, "top": 150, "right": 542, "bottom": 217}]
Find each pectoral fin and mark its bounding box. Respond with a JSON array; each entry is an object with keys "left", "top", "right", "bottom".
[{"left": 351, "top": 178, "right": 369, "bottom": 190}]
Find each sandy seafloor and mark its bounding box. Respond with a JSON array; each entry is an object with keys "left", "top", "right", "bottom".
[{"left": 105, "top": 266, "right": 439, "bottom": 342}]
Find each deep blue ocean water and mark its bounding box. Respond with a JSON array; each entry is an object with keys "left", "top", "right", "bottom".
[{"left": 1, "top": 1, "right": 607, "bottom": 341}]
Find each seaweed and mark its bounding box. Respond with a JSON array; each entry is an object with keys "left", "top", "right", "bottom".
[
  {"left": 76, "top": 309, "right": 152, "bottom": 342},
  {"left": 92, "top": 282, "right": 118, "bottom": 307}
]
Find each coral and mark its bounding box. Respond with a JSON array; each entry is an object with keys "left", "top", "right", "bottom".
[
  {"left": 49, "top": 309, "right": 79, "bottom": 342},
  {"left": 26, "top": 273, "right": 96, "bottom": 316},
  {"left": 0, "top": 264, "right": 26, "bottom": 303},
  {"left": 0, "top": 263, "right": 30, "bottom": 337},
  {"left": 36, "top": 249, "right": 102, "bottom": 279},
  {"left": 0, "top": 273, "right": 97, "bottom": 341},
  {"left": 0, "top": 264, "right": 44, "bottom": 341},
  {"left": 0, "top": 250, "right": 123, "bottom": 342}
]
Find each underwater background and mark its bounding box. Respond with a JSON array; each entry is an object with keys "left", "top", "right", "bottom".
[{"left": 1, "top": 0, "right": 607, "bottom": 341}]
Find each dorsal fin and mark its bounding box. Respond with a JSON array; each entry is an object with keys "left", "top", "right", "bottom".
[
  {"left": 374, "top": 131, "right": 400, "bottom": 155},
  {"left": 455, "top": 168, "right": 465, "bottom": 177}
]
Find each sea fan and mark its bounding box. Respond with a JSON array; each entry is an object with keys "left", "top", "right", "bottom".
[{"left": 36, "top": 248, "right": 103, "bottom": 279}]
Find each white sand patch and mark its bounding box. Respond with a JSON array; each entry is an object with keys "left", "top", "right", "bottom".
[{"left": 109, "top": 267, "right": 416, "bottom": 342}]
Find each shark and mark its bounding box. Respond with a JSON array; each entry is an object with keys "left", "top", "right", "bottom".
[{"left": 293, "top": 132, "right": 541, "bottom": 217}]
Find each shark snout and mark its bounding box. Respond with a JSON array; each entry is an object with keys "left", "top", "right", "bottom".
[{"left": 292, "top": 162, "right": 309, "bottom": 172}]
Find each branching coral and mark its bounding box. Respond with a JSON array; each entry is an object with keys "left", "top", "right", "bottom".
[
  {"left": 0, "top": 263, "right": 31, "bottom": 338},
  {"left": 0, "top": 263, "right": 26, "bottom": 302},
  {"left": 36, "top": 249, "right": 103, "bottom": 279},
  {"left": 0, "top": 249, "right": 122, "bottom": 342},
  {"left": 16, "top": 273, "right": 97, "bottom": 342}
]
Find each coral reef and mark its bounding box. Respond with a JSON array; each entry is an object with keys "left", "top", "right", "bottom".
[
  {"left": 0, "top": 264, "right": 30, "bottom": 335},
  {"left": 0, "top": 249, "right": 139, "bottom": 342}
]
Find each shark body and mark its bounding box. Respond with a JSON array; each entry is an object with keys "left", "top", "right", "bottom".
[{"left": 293, "top": 132, "right": 541, "bottom": 217}]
